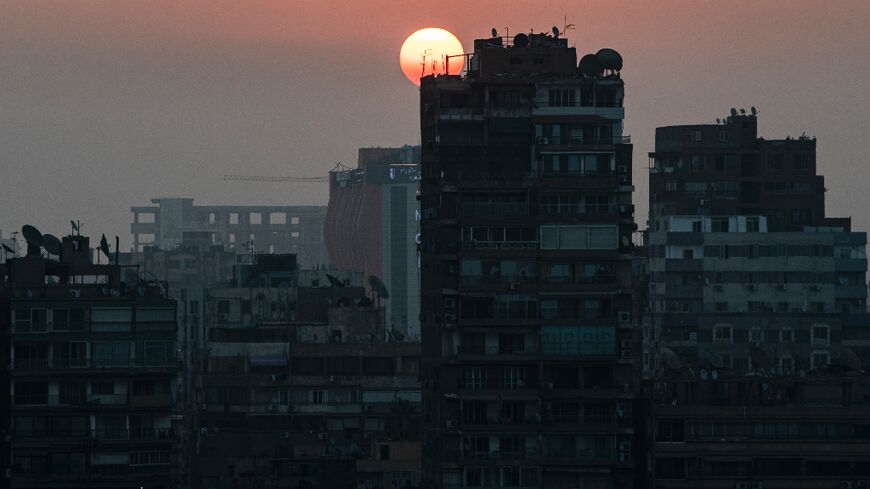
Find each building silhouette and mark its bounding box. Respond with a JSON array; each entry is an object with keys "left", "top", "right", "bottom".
[
  {"left": 646, "top": 113, "right": 870, "bottom": 487},
  {"left": 1, "top": 232, "right": 179, "bottom": 489},
  {"left": 418, "top": 31, "right": 639, "bottom": 488}
]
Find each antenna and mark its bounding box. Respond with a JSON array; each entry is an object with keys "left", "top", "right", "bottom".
[
  {"left": 491, "top": 27, "right": 498, "bottom": 38},
  {"left": 562, "top": 15, "right": 575, "bottom": 37},
  {"left": 751, "top": 106, "right": 758, "bottom": 116},
  {"left": 552, "top": 26, "right": 560, "bottom": 38},
  {"left": 716, "top": 118, "right": 721, "bottom": 124},
  {"left": 730, "top": 107, "right": 737, "bottom": 117},
  {"left": 70, "top": 220, "right": 82, "bottom": 236},
  {"left": 420, "top": 48, "right": 432, "bottom": 78},
  {"left": 99, "top": 234, "right": 111, "bottom": 262}
]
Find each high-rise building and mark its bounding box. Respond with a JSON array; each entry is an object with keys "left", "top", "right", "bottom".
[
  {"left": 419, "top": 31, "right": 638, "bottom": 489},
  {"left": 1, "top": 232, "right": 179, "bottom": 489},
  {"left": 646, "top": 113, "right": 870, "bottom": 487},
  {"left": 130, "top": 197, "right": 328, "bottom": 268},
  {"left": 324, "top": 146, "right": 422, "bottom": 340}
]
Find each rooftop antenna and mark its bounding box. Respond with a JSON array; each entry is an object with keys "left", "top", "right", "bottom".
[
  {"left": 70, "top": 220, "right": 82, "bottom": 236},
  {"left": 420, "top": 48, "right": 431, "bottom": 78},
  {"left": 491, "top": 27, "right": 498, "bottom": 38},
  {"left": 716, "top": 118, "right": 721, "bottom": 124},
  {"left": 562, "top": 14, "right": 575, "bottom": 37},
  {"left": 730, "top": 107, "right": 738, "bottom": 117},
  {"left": 552, "top": 26, "right": 560, "bottom": 38},
  {"left": 751, "top": 106, "right": 758, "bottom": 116}
]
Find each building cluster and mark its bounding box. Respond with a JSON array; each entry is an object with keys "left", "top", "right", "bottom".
[{"left": 1, "top": 26, "right": 870, "bottom": 489}]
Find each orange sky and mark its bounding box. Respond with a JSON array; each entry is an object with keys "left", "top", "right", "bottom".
[{"left": 1, "top": 0, "right": 869, "bottom": 244}]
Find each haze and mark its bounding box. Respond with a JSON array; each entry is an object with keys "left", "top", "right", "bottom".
[{"left": 1, "top": 0, "right": 868, "bottom": 246}]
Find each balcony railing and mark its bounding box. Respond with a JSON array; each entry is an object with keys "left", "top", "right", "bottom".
[
  {"left": 539, "top": 203, "right": 619, "bottom": 216},
  {"left": 537, "top": 136, "right": 631, "bottom": 145},
  {"left": 460, "top": 203, "right": 529, "bottom": 217}
]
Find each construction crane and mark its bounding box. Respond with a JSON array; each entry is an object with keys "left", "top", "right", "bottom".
[{"left": 223, "top": 162, "right": 349, "bottom": 183}]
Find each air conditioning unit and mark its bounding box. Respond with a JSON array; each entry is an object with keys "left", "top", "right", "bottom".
[
  {"left": 618, "top": 452, "right": 631, "bottom": 463},
  {"left": 317, "top": 432, "right": 329, "bottom": 440},
  {"left": 538, "top": 137, "right": 549, "bottom": 145},
  {"left": 617, "top": 311, "right": 631, "bottom": 323},
  {"left": 68, "top": 289, "right": 81, "bottom": 298},
  {"left": 618, "top": 442, "right": 632, "bottom": 452},
  {"left": 509, "top": 282, "right": 520, "bottom": 290},
  {"left": 735, "top": 483, "right": 748, "bottom": 489},
  {"left": 443, "top": 313, "right": 457, "bottom": 323},
  {"left": 751, "top": 482, "right": 763, "bottom": 489},
  {"left": 618, "top": 175, "right": 629, "bottom": 185},
  {"left": 689, "top": 332, "right": 698, "bottom": 342},
  {"left": 445, "top": 419, "right": 458, "bottom": 429}
]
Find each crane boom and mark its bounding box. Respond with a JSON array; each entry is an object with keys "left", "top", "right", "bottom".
[{"left": 223, "top": 174, "right": 329, "bottom": 183}]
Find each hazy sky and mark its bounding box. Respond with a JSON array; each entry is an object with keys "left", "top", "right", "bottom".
[{"left": 1, "top": 0, "right": 869, "bottom": 247}]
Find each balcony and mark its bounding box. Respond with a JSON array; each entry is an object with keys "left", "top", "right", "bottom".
[
  {"left": 460, "top": 202, "right": 529, "bottom": 218},
  {"left": 539, "top": 203, "right": 620, "bottom": 217},
  {"left": 92, "top": 428, "right": 173, "bottom": 441}
]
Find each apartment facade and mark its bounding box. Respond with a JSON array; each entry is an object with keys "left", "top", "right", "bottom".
[
  {"left": 419, "top": 32, "right": 639, "bottom": 489},
  {"left": 1, "top": 233, "right": 178, "bottom": 489},
  {"left": 130, "top": 197, "right": 328, "bottom": 268},
  {"left": 647, "top": 114, "right": 870, "bottom": 488}
]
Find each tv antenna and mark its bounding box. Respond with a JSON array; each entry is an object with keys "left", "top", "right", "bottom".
[
  {"left": 70, "top": 220, "right": 83, "bottom": 236},
  {"left": 421, "top": 48, "right": 432, "bottom": 78},
  {"left": 561, "top": 15, "right": 575, "bottom": 37}
]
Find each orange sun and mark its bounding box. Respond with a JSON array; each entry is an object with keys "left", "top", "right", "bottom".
[{"left": 399, "top": 28, "right": 464, "bottom": 86}]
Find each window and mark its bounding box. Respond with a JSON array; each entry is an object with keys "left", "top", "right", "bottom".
[
  {"left": 749, "top": 328, "right": 762, "bottom": 343},
  {"left": 710, "top": 217, "right": 730, "bottom": 233},
  {"left": 52, "top": 309, "right": 69, "bottom": 331},
  {"left": 780, "top": 356, "right": 795, "bottom": 375},
  {"left": 249, "top": 212, "right": 262, "bottom": 224},
  {"left": 463, "top": 367, "right": 485, "bottom": 390},
  {"left": 794, "top": 153, "right": 811, "bottom": 170},
  {"left": 540, "top": 225, "right": 617, "bottom": 250},
  {"left": 713, "top": 325, "right": 732, "bottom": 343},
  {"left": 714, "top": 302, "right": 729, "bottom": 312},
  {"left": 746, "top": 216, "right": 760, "bottom": 232},
  {"left": 718, "top": 130, "right": 729, "bottom": 142},
  {"left": 379, "top": 444, "right": 390, "bottom": 461},
  {"left": 311, "top": 390, "right": 324, "bottom": 404},
  {"left": 692, "top": 130, "right": 702, "bottom": 142},
  {"left": 502, "top": 367, "right": 526, "bottom": 390},
  {"left": 208, "top": 212, "right": 216, "bottom": 224},
  {"left": 269, "top": 212, "right": 286, "bottom": 224},
  {"left": 498, "top": 334, "right": 525, "bottom": 354},
  {"left": 811, "top": 325, "right": 830, "bottom": 345},
  {"left": 229, "top": 213, "right": 239, "bottom": 224},
  {"left": 780, "top": 328, "right": 794, "bottom": 342},
  {"left": 690, "top": 155, "right": 707, "bottom": 172},
  {"left": 767, "top": 153, "right": 784, "bottom": 170},
  {"left": 811, "top": 351, "right": 830, "bottom": 370},
  {"left": 91, "top": 382, "right": 115, "bottom": 395}
]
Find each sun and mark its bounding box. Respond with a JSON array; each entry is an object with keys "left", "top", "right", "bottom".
[{"left": 399, "top": 28, "right": 464, "bottom": 86}]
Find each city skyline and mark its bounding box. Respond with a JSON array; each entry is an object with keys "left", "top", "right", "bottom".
[{"left": 2, "top": 1, "right": 870, "bottom": 247}]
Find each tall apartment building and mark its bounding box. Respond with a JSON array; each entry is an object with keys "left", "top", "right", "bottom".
[
  {"left": 324, "top": 146, "right": 422, "bottom": 340},
  {"left": 419, "top": 31, "right": 638, "bottom": 489},
  {"left": 647, "top": 114, "right": 870, "bottom": 487},
  {"left": 130, "top": 197, "right": 328, "bottom": 267},
  {"left": 192, "top": 256, "right": 422, "bottom": 489},
  {"left": 1, "top": 231, "right": 178, "bottom": 489}
]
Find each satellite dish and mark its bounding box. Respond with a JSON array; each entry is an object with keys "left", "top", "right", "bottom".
[
  {"left": 491, "top": 27, "right": 498, "bottom": 38},
  {"left": 22, "top": 225, "right": 43, "bottom": 247},
  {"left": 595, "top": 48, "right": 623, "bottom": 71},
  {"left": 551, "top": 26, "right": 560, "bottom": 38},
  {"left": 700, "top": 369, "right": 708, "bottom": 380},
  {"left": 1, "top": 243, "right": 13, "bottom": 254},
  {"left": 357, "top": 296, "right": 373, "bottom": 308},
  {"left": 578, "top": 54, "right": 603, "bottom": 77},
  {"left": 42, "top": 234, "right": 62, "bottom": 256},
  {"left": 367, "top": 275, "right": 390, "bottom": 299},
  {"left": 711, "top": 370, "right": 719, "bottom": 381},
  {"left": 336, "top": 297, "right": 351, "bottom": 307},
  {"left": 751, "top": 106, "right": 757, "bottom": 116},
  {"left": 621, "top": 236, "right": 631, "bottom": 247},
  {"left": 730, "top": 107, "right": 738, "bottom": 117},
  {"left": 99, "top": 234, "right": 111, "bottom": 259},
  {"left": 513, "top": 33, "right": 529, "bottom": 48},
  {"left": 325, "top": 274, "right": 345, "bottom": 288},
  {"left": 659, "top": 347, "right": 681, "bottom": 369}
]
